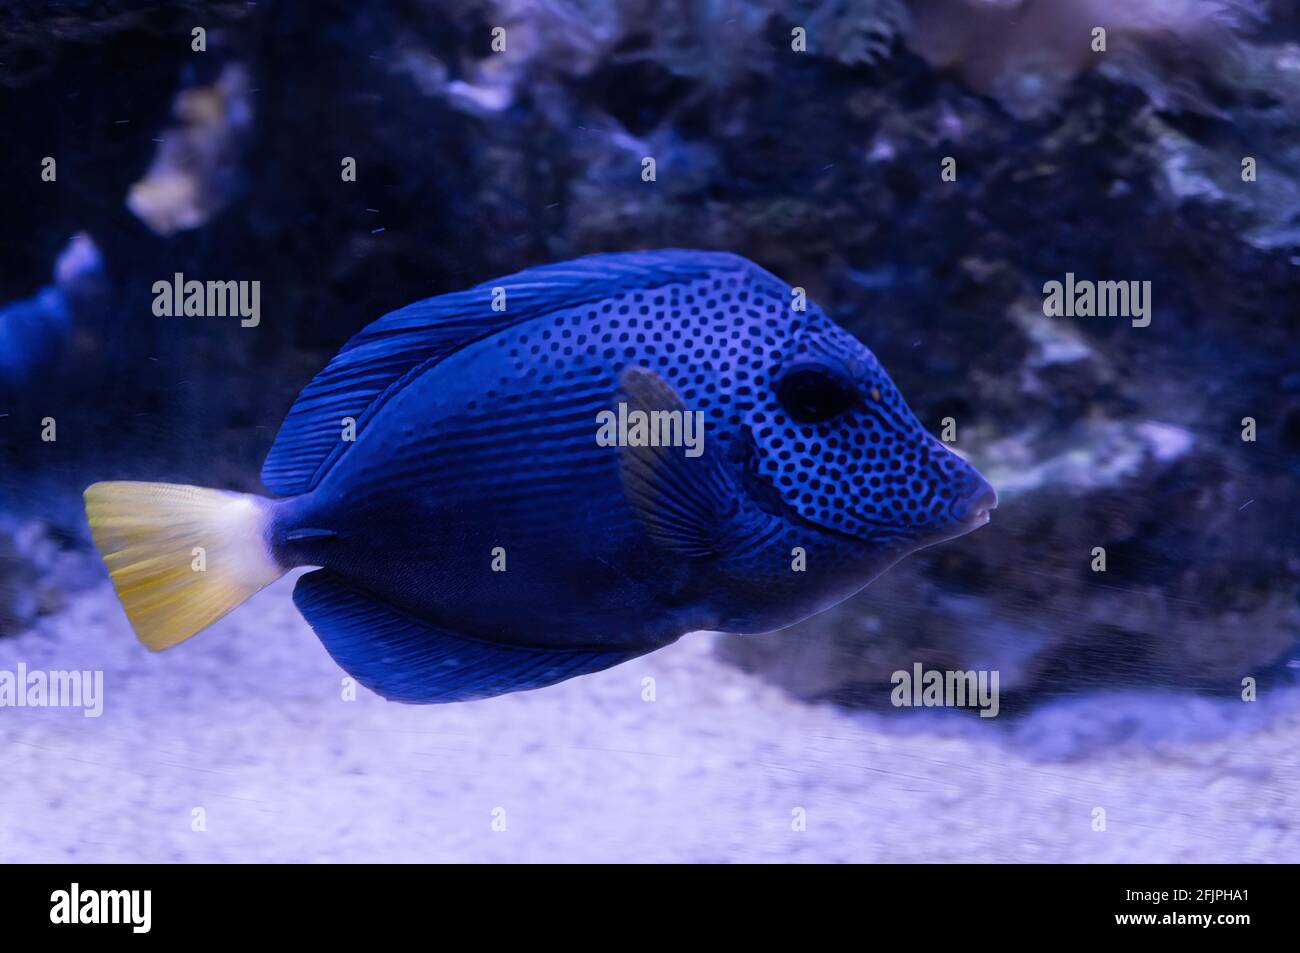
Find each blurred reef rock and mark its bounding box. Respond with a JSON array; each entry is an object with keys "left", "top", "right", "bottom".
[{"left": 0, "top": 1, "right": 1297, "bottom": 702}]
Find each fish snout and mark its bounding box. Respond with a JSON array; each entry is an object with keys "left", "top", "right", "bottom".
[{"left": 948, "top": 473, "right": 998, "bottom": 530}]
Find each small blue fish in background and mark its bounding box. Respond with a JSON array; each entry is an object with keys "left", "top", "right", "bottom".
[
  {"left": 84, "top": 250, "right": 996, "bottom": 703},
  {"left": 0, "top": 234, "right": 101, "bottom": 393}
]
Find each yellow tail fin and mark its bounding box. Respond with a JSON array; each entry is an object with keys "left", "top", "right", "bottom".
[{"left": 84, "top": 482, "right": 284, "bottom": 651}]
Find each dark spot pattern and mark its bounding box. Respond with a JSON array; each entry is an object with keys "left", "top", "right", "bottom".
[{"left": 485, "top": 262, "right": 980, "bottom": 542}]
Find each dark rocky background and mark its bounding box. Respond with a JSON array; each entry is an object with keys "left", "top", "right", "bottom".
[{"left": 1, "top": 0, "right": 1297, "bottom": 706}]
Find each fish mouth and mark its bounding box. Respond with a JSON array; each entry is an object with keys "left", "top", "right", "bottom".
[
  {"left": 949, "top": 482, "right": 999, "bottom": 533},
  {"left": 904, "top": 484, "right": 997, "bottom": 549}
]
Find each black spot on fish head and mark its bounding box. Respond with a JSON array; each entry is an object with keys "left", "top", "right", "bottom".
[{"left": 746, "top": 314, "right": 996, "bottom": 546}]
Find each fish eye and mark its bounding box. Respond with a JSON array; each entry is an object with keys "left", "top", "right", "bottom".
[{"left": 776, "top": 366, "right": 857, "bottom": 424}]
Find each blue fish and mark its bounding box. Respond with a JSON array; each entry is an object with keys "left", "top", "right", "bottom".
[
  {"left": 85, "top": 251, "right": 995, "bottom": 703},
  {"left": 0, "top": 286, "right": 70, "bottom": 390},
  {"left": 0, "top": 234, "right": 101, "bottom": 393}
]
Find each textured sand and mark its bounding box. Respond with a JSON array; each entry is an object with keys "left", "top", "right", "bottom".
[{"left": 1, "top": 577, "right": 1297, "bottom": 863}]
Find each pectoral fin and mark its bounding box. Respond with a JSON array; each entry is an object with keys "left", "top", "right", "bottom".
[{"left": 616, "top": 366, "right": 779, "bottom": 558}]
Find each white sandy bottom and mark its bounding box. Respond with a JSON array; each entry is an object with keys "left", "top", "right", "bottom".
[{"left": 1, "top": 577, "right": 1297, "bottom": 863}]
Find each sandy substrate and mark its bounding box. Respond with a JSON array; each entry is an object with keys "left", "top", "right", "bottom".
[{"left": 2, "top": 577, "right": 1298, "bottom": 863}]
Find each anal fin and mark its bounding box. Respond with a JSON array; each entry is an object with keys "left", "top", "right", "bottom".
[{"left": 293, "top": 571, "right": 641, "bottom": 703}]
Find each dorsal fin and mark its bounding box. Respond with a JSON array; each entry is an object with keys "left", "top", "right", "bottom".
[{"left": 261, "top": 249, "right": 755, "bottom": 496}]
